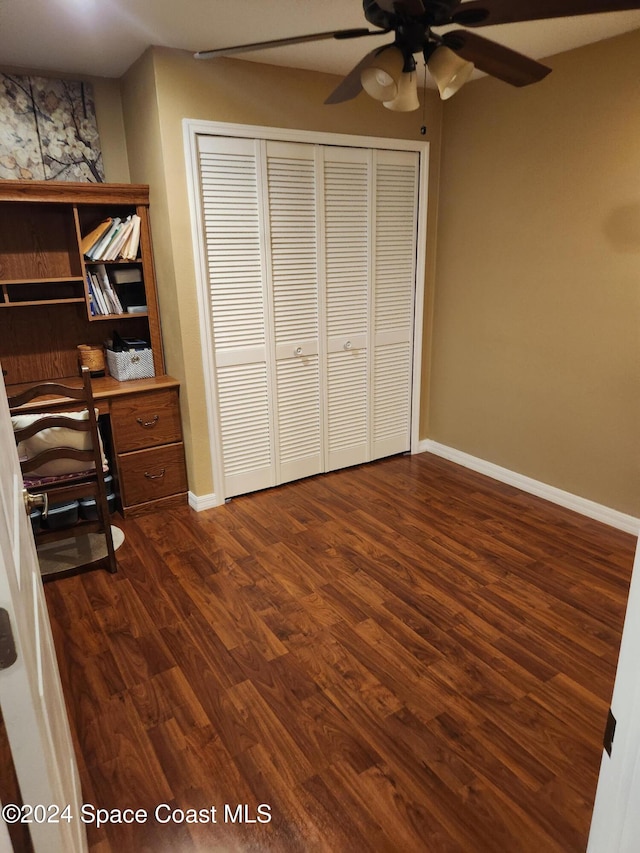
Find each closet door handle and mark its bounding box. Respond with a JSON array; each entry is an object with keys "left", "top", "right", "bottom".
[
  {"left": 294, "top": 346, "right": 303, "bottom": 356},
  {"left": 344, "top": 340, "right": 352, "bottom": 351},
  {"left": 136, "top": 415, "right": 159, "bottom": 428}
]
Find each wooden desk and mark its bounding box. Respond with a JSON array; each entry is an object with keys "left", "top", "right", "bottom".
[{"left": 8, "top": 374, "right": 188, "bottom": 517}]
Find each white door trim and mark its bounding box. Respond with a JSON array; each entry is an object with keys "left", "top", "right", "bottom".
[
  {"left": 588, "top": 536, "right": 640, "bottom": 852},
  {"left": 184, "top": 119, "right": 429, "bottom": 506}
]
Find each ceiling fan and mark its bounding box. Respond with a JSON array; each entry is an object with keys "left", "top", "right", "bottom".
[{"left": 195, "top": 0, "right": 640, "bottom": 111}]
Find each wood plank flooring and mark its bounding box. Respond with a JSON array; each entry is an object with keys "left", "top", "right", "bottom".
[{"left": 42, "top": 452, "right": 636, "bottom": 853}]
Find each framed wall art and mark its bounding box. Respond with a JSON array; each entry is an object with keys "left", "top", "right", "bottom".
[{"left": 0, "top": 74, "right": 104, "bottom": 182}]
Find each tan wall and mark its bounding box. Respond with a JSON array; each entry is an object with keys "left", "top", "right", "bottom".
[
  {"left": 91, "top": 76, "right": 130, "bottom": 182},
  {"left": 430, "top": 30, "right": 640, "bottom": 516},
  {"left": 7, "top": 34, "right": 638, "bottom": 517},
  {"left": 121, "top": 47, "right": 444, "bottom": 498},
  {"left": 0, "top": 65, "right": 130, "bottom": 182}
]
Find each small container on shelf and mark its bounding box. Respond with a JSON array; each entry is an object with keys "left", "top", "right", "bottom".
[
  {"left": 79, "top": 475, "right": 116, "bottom": 520},
  {"left": 79, "top": 493, "right": 116, "bottom": 520},
  {"left": 77, "top": 344, "right": 106, "bottom": 377},
  {"left": 105, "top": 333, "right": 155, "bottom": 381},
  {"left": 44, "top": 500, "right": 79, "bottom": 530}
]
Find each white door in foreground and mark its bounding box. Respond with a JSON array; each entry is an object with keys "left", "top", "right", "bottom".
[
  {"left": 588, "top": 534, "right": 640, "bottom": 852},
  {"left": 0, "top": 368, "right": 86, "bottom": 853}
]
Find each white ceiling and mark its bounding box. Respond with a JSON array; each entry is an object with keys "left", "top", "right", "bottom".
[{"left": 1, "top": 0, "right": 640, "bottom": 83}]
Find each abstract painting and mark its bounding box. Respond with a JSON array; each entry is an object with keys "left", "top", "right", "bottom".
[{"left": 0, "top": 74, "right": 104, "bottom": 182}]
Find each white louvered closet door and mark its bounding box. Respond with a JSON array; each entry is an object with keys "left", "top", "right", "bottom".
[
  {"left": 266, "top": 141, "right": 322, "bottom": 485},
  {"left": 371, "top": 149, "right": 419, "bottom": 460},
  {"left": 197, "top": 134, "right": 420, "bottom": 500},
  {"left": 198, "top": 136, "right": 275, "bottom": 497},
  {"left": 322, "top": 147, "right": 371, "bottom": 471}
]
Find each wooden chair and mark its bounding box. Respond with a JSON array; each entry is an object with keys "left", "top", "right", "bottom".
[{"left": 8, "top": 366, "right": 117, "bottom": 578}]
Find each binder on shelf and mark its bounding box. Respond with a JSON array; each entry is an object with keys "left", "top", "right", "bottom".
[
  {"left": 81, "top": 218, "right": 112, "bottom": 256},
  {"left": 87, "top": 275, "right": 103, "bottom": 315},
  {"left": 86, "top": 217, "right": 121, "bottom": 260},
  {"left": 87, "top": 279, "right": 97, "bottom": 316},
  {"left": 89, "top": 273, "right": 109, "bottom": 315},
  {"left": 97, "top": 219, "right": 126, "bottom": 260},
  {"left": 81, "top": 213, "right": 142, "bottom": 262},
  {"left": 102, "top": 216, "right": 133, "bottom": 261},
  {"left": 94, "top": 264, "right": 124, "bottom": 314},
  {"left": 121, "top": 215, "right": 141, "bottom": 260},
  {"left": 108, "top": 285, "right": 124, "bottom": 315}
]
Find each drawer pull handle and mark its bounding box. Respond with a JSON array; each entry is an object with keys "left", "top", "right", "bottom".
[
  {"left": 136, "top": 415, "right": 159, "bottom": 428},
  {"left": 144, "top": 468, "right": 166, "bottom": 480}
]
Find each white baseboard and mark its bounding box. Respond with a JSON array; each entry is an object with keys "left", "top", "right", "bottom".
[
  {"left": 420, "top": 440, "right": 640, "bottom": 536},
  {"left": 188, "top": 446, "right": 639, "bottom": 535},
  {"left": 188, "top": 491, "right": 220, "bottom": 511}
]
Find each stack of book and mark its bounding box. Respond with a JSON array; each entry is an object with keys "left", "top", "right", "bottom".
[
  {"left": 86, "top": 264, "right": 124, "bottom": 316},
  {"left": 81, "top": 215, "right": 142, "bottom": 261}
]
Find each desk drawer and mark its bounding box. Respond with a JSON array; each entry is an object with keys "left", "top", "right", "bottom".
[
  {"left": 111, "top": 389, "right": 182, "bottom": 452},
  {"left": 118, "top": 443, "right": 187, "bottom": 507}
]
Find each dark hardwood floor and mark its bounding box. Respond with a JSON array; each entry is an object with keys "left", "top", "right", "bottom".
[{"left": 42, "top": 452, "right": 636, "bottom": 852}]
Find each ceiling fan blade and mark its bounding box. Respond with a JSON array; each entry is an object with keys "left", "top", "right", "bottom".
[
  {"left": 443, "top": 30, "right": 552, "bottom": 86},
  {"left": 195, "top": 28, "right": 377, "bottom": 60},
  {"left": 452, "top": 0, "right": 640, "bottom": 28},
  {"left": 324, "top": 46, "right": 389, "bottom": 104}
]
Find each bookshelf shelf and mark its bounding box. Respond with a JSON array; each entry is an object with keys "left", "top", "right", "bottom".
[
  {"left": 0, "top": 297, "right": 84, "bottom": 310},
  {"left": 88, "top": 311, "right": 149, "bottom": 321},
  {"left": 0, "top": 276, "right": 86, "bottom": 286},
  {"left": 0, "top": 298, "right": 86, "bottom": 308},
  {"left": 1, "top": 277, "right": 86, "bottom": 306},
  {"left": 93, "top": 259, "right": 143, "bottom": 266}
]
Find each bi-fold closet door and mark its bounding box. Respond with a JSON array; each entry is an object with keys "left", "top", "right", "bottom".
[{"left": 198, "top": 135, "right": 419, "bottom": 499}]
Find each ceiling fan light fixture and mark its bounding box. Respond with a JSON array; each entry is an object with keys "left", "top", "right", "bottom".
[
  {"left": 383, "top": 69, "right": 419, "bottom": 112},
  {"left": 360, "top": 46, "right": 404, "bottom": 102},
  {"left": 428, "top": 46, "right": 474, "bottom": 100}
]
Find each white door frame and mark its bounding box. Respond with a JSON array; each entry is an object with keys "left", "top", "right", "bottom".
[
  {"left": 184, "top": 119, "right": 429, "bottom": 507},
  {"left": 588, "top": 534, "right": 640, "bottom": 852}
]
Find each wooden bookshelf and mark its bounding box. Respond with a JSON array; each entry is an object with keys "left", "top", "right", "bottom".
[
  {"left": 0, "top": 180, "right": 164, "bottom": 385},
  {"left": 0, "top": 180, "right": 187, "bottom": 517}
]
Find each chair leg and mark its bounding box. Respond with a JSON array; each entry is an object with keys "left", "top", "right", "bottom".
[
  {"left": 104, "top": 521, "right": 118, "bottom": 574},
  {"left": 95, "top": 481, "right": 118, "bottom": 574}
]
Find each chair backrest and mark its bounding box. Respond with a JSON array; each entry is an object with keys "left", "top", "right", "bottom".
[
  {"left": 8, "top": 367, "right": 118, "bottom": 577},
  {"left": 9, "top": 367, "right": 105, "bottom": 479}
]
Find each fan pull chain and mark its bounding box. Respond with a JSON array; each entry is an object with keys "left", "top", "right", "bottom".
[{"left": 420, "top": 59, "right": 428, "bottom": 135}]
